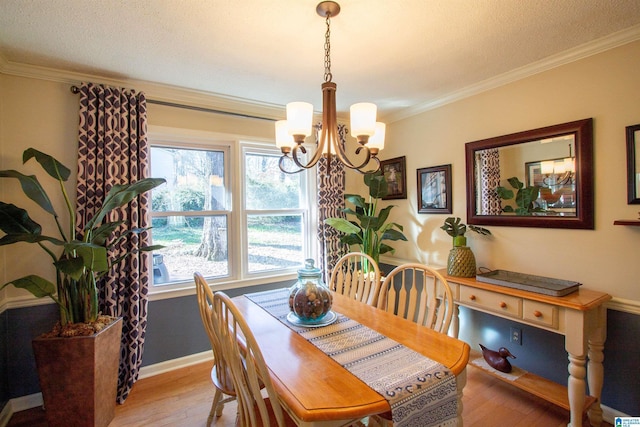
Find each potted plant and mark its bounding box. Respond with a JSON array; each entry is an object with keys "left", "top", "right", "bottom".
[
  {"left": 0, "top": 148, "right": 165, "bottom": 427},
  {"left": 440, "top": 217, "right": 491, "bottom": 277},
  {"left": 325, "top": 171, "right": 407, "bottom": 272},
  {"left": 496, "top": 176, "right": 546, "bottom": 215}
]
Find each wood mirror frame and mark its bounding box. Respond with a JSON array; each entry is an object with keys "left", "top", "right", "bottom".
[
  {"left": 465, "top": 118, "right": 593, "bottom": 229},
  {"left": 626, "top": 123, "right": 640, "bottom": 204}
]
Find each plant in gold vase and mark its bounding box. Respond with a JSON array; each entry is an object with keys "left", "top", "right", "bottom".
[{"left": 440, "top": 216, "right": 491, "bottom": 277}]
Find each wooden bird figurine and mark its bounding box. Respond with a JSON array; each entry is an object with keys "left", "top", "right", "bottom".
[{"left": 479, "top": 344, "right": 516, "bottom": 373}]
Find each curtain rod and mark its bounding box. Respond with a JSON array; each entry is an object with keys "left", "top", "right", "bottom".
[{"left": 70, "top": 85, "right": 275, "bottom": 122}]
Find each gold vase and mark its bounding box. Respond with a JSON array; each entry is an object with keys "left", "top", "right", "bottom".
[{"left": 447, "top": 246, "right": 476, "bottom": 277}]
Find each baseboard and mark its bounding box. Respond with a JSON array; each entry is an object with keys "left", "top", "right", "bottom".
[
  {"left": 1, "top": 393, "right": 43, "bottom": 427},
  {"left": 602, "top": 403, "right": 630, "bottom": 424},
  {"left": 138, "top": 350, "right": 213, "bottom": 379},
  {"left": 0, "top": 402, "right": 11, "bottom": 427}
]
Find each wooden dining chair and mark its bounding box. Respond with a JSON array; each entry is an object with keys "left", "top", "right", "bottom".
[
  {"left": 329, "top": 252, "right": 381, "bottom": 306},
  {"left": 376, "top": 263, "right": 454, "bottom": 334},
  {"left": 212, "top": 291, "right": 297, "bottom": 427},
  {"left": 194, "top": 272, "right": 236, "bottom": 424}
]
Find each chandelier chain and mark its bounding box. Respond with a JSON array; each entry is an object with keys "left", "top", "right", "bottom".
[{"left": 324, "top": 14, "right": 332, "bottom": 82}]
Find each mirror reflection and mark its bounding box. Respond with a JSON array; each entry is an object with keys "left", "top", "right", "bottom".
[
  {"left": 465, "top": 118, "right": 593, "bottom": 229},
  {"left": 475, "top": 135, "right": 576, "bottom": 216}
]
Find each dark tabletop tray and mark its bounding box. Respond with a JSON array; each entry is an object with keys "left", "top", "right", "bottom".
[{"left": 476, "top": 269, "right": 581, "bottom": 296}]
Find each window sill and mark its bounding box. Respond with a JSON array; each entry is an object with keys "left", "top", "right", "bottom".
[{"left": 148, "top": 272, "right": 298, "bottom": 302}]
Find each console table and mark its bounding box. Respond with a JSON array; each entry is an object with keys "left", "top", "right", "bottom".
[{"left": 442, "top": 271, "right": 611, "bottom": 427}]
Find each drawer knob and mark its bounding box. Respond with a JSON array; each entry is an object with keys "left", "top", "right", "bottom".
[
  {"left": 469, "top": 295, "right": 476, "bottom": 301},
  {"left": 500, "top": 301, "right": 507, "bottom": 308},
  {"left": 533, "top": 310, "right": 543, "bottom": 318}
]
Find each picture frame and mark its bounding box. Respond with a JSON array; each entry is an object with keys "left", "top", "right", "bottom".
[
  {"left": 417, "top": 164, "right": 452, "bottom": 214},
  {"left": 626, "top": 123, "right": 640, "bottom": 204},
  {"left": 380, "top": 156, "right": 407, "bottom": 200}
]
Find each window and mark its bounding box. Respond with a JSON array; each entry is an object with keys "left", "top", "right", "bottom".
[
  {"left": 149, "top": 130, "right": 314, "bottom": 289},
  {"left": 243, "top": 149, "right": 309, "bottom": 274}
]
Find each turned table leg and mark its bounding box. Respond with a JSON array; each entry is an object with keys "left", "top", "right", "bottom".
[
  {"left": 586, "top": 305, "right": 607, "bottom": 427},
  {"left": 567, "top": 353, "right": 587, "bottom": 427}
]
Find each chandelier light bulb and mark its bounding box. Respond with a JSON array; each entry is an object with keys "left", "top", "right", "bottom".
[
  {"left": 286, "top": 102, "right": 313, "bottom": 141},
  {"left": 350, "top": 103, "right": 377, "bottom": 140},
  {"left": 367, "top": 122, "right": 386, "bottom": 152},
  {"left": 275, "top": 120, "right": 295, "bottom": 151}
]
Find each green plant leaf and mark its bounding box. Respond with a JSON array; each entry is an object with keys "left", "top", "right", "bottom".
[
  {"left": 0, "top": 202, "right": 43, "bottom": 235},
  {"left": 54, "top": 256, "right": 86, "bottom": 280},
  {"left": 469, "top": 225, "right": 492, "bottom": 236},
  {"left": 1, "top": 275, "right": 56, "bottom": 298},
  {"left": 0, "top": 171, "right": 57, "bottom": 216},
  {"left": 507, "top": 176, "right": 524, "bottom": 189},
  {"left": 89, "top": 221, "right": 125, "bottom": 245},
  {"left": 495, "top": 186, "right": 514, "bottom": 200},
  {"left": 364, "top": 172, "right": 388, "bottom": 199},
  {"left": 23, "top": 148, "right": 71, "bottom": 181},
  {"left": 85, "top": 178, "right": 166, "bottom": 230},
  {"left": 344, "top": 194, "right": 366, "bottom": 210},
  {"left": 324, "top": 218, "right": 360, "bottom": 234},
  {"left": 65, "top": 241, "right": 109, "bottom": 272},
  {"left": 340, "top": 234, "right": 363, "bottom": 246},
  {"left": 378, "top": 243, "right": 395, "bottom": 255},
  {"left": 381, "top": 228, "right": 408, "bottom": 242}
]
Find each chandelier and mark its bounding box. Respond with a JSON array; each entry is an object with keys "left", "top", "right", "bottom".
[{"left": 275, "top": 1, "right": 385, "bottom": 174}]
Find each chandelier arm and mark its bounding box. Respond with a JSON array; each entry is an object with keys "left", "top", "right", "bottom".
[{"left": 279, "top": 155, "right": 302, "bottom": 174}]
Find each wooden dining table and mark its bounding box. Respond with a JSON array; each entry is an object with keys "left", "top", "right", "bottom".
[{"left": 232, "top": 290, "right": 470, "bottom": 427}]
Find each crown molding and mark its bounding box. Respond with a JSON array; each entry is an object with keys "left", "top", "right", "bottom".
[
  {"left": 384, "top": 24, "right": 640, "bottom": 123},
  {"left": 0, "top": 54, "right": 285, "bottom": 122}
]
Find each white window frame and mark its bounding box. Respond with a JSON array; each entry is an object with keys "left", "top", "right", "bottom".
[{"left": 147, "top": 126, "right": 317, "bottom": 300}]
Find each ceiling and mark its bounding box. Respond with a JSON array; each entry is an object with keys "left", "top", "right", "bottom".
[{"left": 2, "top": 0, "right": 640, "bottom": 122}]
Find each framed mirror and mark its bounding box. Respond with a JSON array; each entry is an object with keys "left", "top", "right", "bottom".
[
  {"left": 626, "top": 123, "right": 640, "bottom": 204},
  {"left": 465, "top": 118, "right": 593, "bottom": 229}
]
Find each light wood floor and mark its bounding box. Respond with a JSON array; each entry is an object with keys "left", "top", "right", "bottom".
[{"left": 8, "top": 361, "right": 611, "bottom": 427}]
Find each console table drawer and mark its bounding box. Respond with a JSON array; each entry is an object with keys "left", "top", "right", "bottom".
[
  {"left": 459, "top": 286, "right": 522, "bottom": 318},
  {"left": 523, "top": 300, "right": 558, "bottom": 329}
]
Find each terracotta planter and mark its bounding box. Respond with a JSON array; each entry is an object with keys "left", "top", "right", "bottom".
[{"left": 32, "top": 318, "right": 122, "bottom": 427}]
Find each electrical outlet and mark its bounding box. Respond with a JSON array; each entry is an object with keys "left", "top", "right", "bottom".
[{"left": 510, "top": 327, "right": 522, "bottom": 345}]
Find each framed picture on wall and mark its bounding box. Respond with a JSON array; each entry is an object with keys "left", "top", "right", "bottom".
[
  {"left": 380, "top": 156, "right": 407, "bottom": 200},
  {"left": 417, "top": 164, "right": 452, "bottom": 214}
]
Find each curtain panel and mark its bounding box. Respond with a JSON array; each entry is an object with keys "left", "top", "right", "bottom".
[
  {"left": 75, "top": 82, "right": 151, "bottom": 403},
  {"left": 316, "top": 123, "right": 348, "bottom": 281},
  {"left": 477, "top": 148, "right": 502, "bottom": 215}
]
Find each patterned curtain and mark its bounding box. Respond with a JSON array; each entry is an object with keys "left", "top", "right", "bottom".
[
  {"left": 477, "top": 148, "right": 502, "bottom": 215},
  {"left": 75, "top": 82, "right": 151, "bottom": 403},
  {"left": 316, "top": 123, "right": 348, "bottom": 281}
]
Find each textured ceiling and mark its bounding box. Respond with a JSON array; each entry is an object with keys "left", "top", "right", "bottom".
[{"left": 1, "top": 0, "right": 640, "bottom": 121}]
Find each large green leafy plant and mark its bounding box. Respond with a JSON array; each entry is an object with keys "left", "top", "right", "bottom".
[
  {"left": 325, "top": 171, "right": 407, "bottom": 266},
  {"left": 0, "top": 148, "right": 165, "bottom": 326}
]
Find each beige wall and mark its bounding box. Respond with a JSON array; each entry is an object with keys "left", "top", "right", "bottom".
[
  {"left": 376, "top": 40, "right": 640, "bottom": 301},
  {"left": 0, "top": 75, "right": 276, "bottom": 304},
  {"left": 0, "top": 76, "right": 79, "bottom": 303}
]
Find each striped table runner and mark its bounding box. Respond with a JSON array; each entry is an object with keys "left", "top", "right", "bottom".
[{"left": 245, "top": 288, "right": 457, "bottom": 427}]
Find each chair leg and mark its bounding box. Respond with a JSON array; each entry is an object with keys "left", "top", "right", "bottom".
[{"left": 208, "top": 389, "right": 223, "bottom": 424}]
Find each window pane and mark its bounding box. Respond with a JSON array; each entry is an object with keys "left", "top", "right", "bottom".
[
  {"left": 151, "top": 146, "right": 227, "bottom": 212},
  {"left": 245, "top": 153, "right": 302, "bottom": 209},
  {"left": 152, "top": 215, "right": 229, "bottom": 284},
  {"left": 247, "top": 215, "right": 304, "bottom": 273}
]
